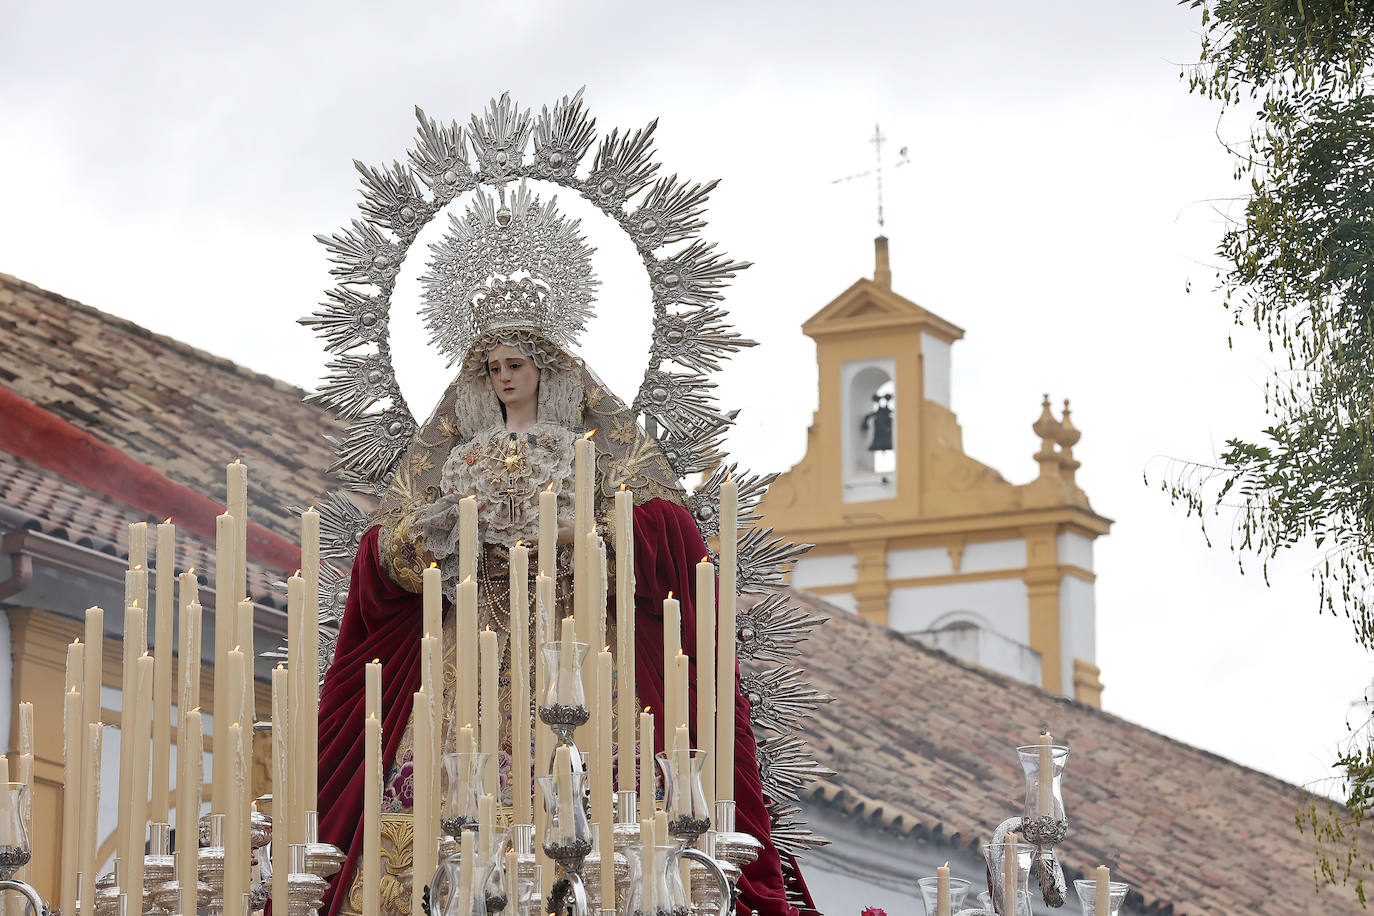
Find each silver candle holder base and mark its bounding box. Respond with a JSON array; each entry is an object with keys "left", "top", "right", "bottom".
[
  {"left": 196, "top": 815, "right": 227, "bottom": 916},
  {"left": 144, "top": 823, "right": 176, "bottom": 914},
  {"left": 285, "top": 843, "right": 328, "bottom": 916}
]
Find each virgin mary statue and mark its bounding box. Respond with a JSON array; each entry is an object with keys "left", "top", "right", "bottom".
[{"left": 313, "top": 185, "right": 812, "bottom": 916}]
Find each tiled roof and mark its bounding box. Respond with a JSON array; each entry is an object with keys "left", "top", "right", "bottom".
[
  {"left": 0, "top": 273, "right": 345, "bottom": 539},
  {"left": 784, "top": 591, "right": 1363, "bottom": 914},
  {"left": 0, "top": 448, "right": 285, "bottom": 608}
]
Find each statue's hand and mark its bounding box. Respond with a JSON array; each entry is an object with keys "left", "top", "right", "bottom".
[{"left": 557, "top": 517, "right": 575, "bottom": 545}]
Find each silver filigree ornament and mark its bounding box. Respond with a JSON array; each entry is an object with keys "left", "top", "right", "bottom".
[{"left": 302, "top": 88, "right": 831, "bottom": 858}]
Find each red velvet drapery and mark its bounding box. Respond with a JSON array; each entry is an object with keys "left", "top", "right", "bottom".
[{"left": 314, "top": 499, "right": 812, "bottom": 916}]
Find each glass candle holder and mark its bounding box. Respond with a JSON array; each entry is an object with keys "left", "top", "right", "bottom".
[
  {"left": 981, "top": 840, "right": 1033, "bottom": 916},
  {"left": 441, "top": 752, "right": 493, "bottom": 837},
  {"left": 535, "top": 773, "right": 591, "bottom": 855},
  {"left": 622, "top": 841, "right": 686, "bottom": 916},
  {"left": 916, "top": 874, "right": 970, "bottom": 916},
  {"left": 541, "top": 640, "right": 591, "bottom": 710},
  {"left": 0, "top": 783, "right": 31, "bottom": 879},
  {"left": 477, "top": 838, "right": 509, "bottom": 915},
  {"left": 514, "top": 863, "right": 542, "bottom": 916},
  {"left": 430, "top": 849, "right": 491, "bottom": 916},
  {"left": 1072, "top": 879, "right": 1129, "bottom": 916},
  {"left": 654, "top": 749, "right": 711, "bottom": 842},
  {"left": 1015, "top": 744, "right": 1069, "bottom": 839}
]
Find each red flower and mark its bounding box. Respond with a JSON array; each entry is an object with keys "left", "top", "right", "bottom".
[{"left": 861, "top": 909, "right": 888, "bottom": 916}]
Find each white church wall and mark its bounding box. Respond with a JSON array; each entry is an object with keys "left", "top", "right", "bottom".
[
  {"left": 1057, "top": 531, "right": 1095, "bottom": 572},
  {"left": 888, "top": 578, "right": 1030, "bottom": 644},
  {"left": 790, "top": 553, "right": 857, "bottom": 589},
  {"left": 886, "top": 546, "right": 951, "bottom": 579},
  {"left": 911, "top": 616, "right": 1044, "bottom": 683},
  {"left": 1060, "top": 575, "right": 1097, "bottom": 695},
  {"left": 921, "top": 331, "right": 952, "bottom": 408},
  {"left": 960, "top": 539, "right": 1025, "bottom": 573},
  {"left": 820, "top": 592, "right": 858, "bottom": 614}
]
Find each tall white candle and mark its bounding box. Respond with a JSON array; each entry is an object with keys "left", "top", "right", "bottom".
[
  {"left": 212, "top": 512, "right": 234, "bottom": 814},
  {"left": 1038, "top": 732, "right": 1054, "bottom": 816},
  {"left": 286, "top": 572, "right": 305, "bottom": 852},
  {"left": 178, "top": 571, "right": 202, "bottom": 714},
  {"left": 539, "top": 486, "right": 558, "bottom": 581},
  {"left": 480, "top": 629, "right": 499, "bottom": 797},
  {"left": 224, "top": 722, "right": 246, "bottom": 915},
  {"left": 937, "top": 862, "right": 950, "bottom": 916},
  {"left": 559, "top": 617, "right": 576, "bottom": 706},
  {"left": 614, "top": 486, "right": 635, "bottom": 793},
  {"left": 457, "top": 577, "right": 478, "bottom": 741},
  {"left": 641, "top": 818, "right": 656, "bottom": 912},
  {"left": 300, "top": 506, "right": 321, "bottom": 809},
  {"left": 639, "top": 709, "right": 654, "bottom": 822},
  {"left": 118, "top": 602, "right": 146, "bottom": 881},
  {"left": 1096, "top": 865, "right": 1110, "bottom": 915},
  {"left": 271, "top": 666, "right": 290, "bottom": 915},
  {"left": 411, "top": 688, "right": 435, "bottom": 916},
  {"left": 458, "top": 495, "right": 478, "bottom": 583},
  {"left": 509, "top": 542, "right": 532, "bottom": 826},
  {"left": 671, "top": 725, "right": 690, "bottom": 816},
  {"left": 479, "top": 792, "right": 495, "bottom": 857},
  {"left": 554, "top": 745, "right": 574, "bottom": 841},
  {"left": 364, "top": 709, "right": 381, "bottom": 916},
  {"left": 83, "top": 607, "right": 103, "bottom": 733},
  {"left": 573, "top": 435, "right": 594, "bottom": 639},
  {"left": 1003, "top": 833, "right": 1020, "bottom": 916},
  {"left": 227, "top": 459, "right": 248, "bottom": 604},
  {"left": 595, "top": 647, "right": 614, "bottom": 909},
  {"left": 716, "top": 477, "right": 738, "bottom": 802},
  {"left": 61, "top": 687, "right": 81, "bottom": 916},
  {"left": 423, "top": 563, "right": 442, "bottom": 641},
  {"left": 178, "top": 709, "right": 202, "bottom": 916},
  {"left": 80, "top": 722, "right": 102, "bottom": 916},
  {"left": 128, "top": 521, "right": 148, "bottom": 577},
  {"left": 695, "top": 556, "right": 716, "bottom": 809},
  {"left": 127, "top": 653, "right": 154, "bottom": 904},
  {"left": 458, "top": 829, "right": 475, "bottom": 916},
  {"left": 16, "top": 702, "right": 32, "bottom": 888},
  {"left": 662, "top": 594, "right": 681, "bottom": 744},
  {"left": 236, "top": 597, "right": 255, "bottom": 771},
  {"left": 152, "top": 520, "right": 174, "bottom": 825}
]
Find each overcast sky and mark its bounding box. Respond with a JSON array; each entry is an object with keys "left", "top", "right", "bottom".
[{"left": 3, "top": 1, "right": 1368, "bottom": 798}]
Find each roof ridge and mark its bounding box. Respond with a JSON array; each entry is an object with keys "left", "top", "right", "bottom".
[{"left": 0, "top": 272, "right": 313, "bottom": 399}]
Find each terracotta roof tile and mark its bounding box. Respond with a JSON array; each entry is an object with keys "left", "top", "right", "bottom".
[{"left": 770, "top": 591, "right": 1367, "bottom": 914}]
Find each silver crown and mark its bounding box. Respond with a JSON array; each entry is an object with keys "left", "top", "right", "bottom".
[{"left": 420, "top": 182, "right": 598, "bottom": 365}]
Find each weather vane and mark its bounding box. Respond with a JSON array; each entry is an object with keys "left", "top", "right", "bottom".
[{"left": 831, "top": 123, "right": 909, "bottom": 229}]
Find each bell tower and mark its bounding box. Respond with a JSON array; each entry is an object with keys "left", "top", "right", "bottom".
[{"left": 758, "top": 238, "right": 1112, "bottom": 704}]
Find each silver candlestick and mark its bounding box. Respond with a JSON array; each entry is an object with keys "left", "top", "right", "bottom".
[
  {"left": 144, "top": 823, "right": 176, "bottom": 915},
  {"left": 197, "top": 814, "right": 227, "bottom": 916},
  {"left": 285, "top": 844, "right": 328, "bottom": 916}
]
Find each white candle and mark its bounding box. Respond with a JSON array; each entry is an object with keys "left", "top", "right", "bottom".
[
  {"left": 539, "top": 486, "right": 558, "bottom": 581},
  {"left": 178, "top": 709, "right": 202, "bottom": 916},
  {"left": 671, "top": 724, "right": 690, "bottom": 816},
  {"left": 663, "top": 594, "right": 681, "bottom": 737},
  {"left": 129, "top": 654, "right": 154, "bottom": 901},
  {"left": 61, "top": 687, "right": 81, "bottom": 916},
  {"left": 128, "top": 521, "right": 148, "bottom": 575},
  {"left": 695, "top": 556, "right": 716, "bottom": 809},
  {"left": 554, "top": 745, "right": 574, "bottom": 842},
  {"left": 1096, "top": 864, "right": 1111, "bottom": 915},
  {"left": 80, "top": 723, "right": 102, "bottom": 916},
  {"left": 227, "top": 460, "right": 248, "bottom": 603},
  {"left": 236, "top": 597, "right": 255, "bottom": 772},
  {"left": 559, "top": 617, "right": 576, "bottom": 706},
  {"left": 224, "top": 722, "right": 246, "bottom": 915},
  {"left": 1003, "top": 833, "right": 1020, "bottom": 916},
  {"left": 480, "top": 628, "right": 499, "bottom": 797},
  {"left": 458, "top": 829, "right": 475, "bottom": 916},
  {"left": 300, "top": 506, "right": 321, "bottom": 809},
  {"left": 286, "top": 572, "right": 305, "bottom": 852},
  {"left": 363, "top": 712, "right": 381, "bottom": 916},
  {"left": 672, "top": 652, "right": 689, "bottom": 757},
  {"left": 640, "top": 818, "right": 657, "bottom": 911},
  {"left": 639, "top": 709, "right": 654, "bottom": 822},
  {"left": 412, "top": 689, "right": 435, "bottom": 916},
  {"left": 366, "top": 660, "right": 382, "bottom": 719},
  {"left": 423, "top": 563, "right": 442, "bottom": 638},
  {"left": 614, "top": 487, "right": 636, "bottom": 794},
  {"left": 595, "top": 647, "right": 614, "bottom": 909},
  {"left": 458, "top": 495, "right": 478, "bottom": 582},
  {"left": 510, "top": 542, "right": 532, "bottom": 826},
  {"left": 479, "top": 793, "right": 495, "bottom": 858},
  {"left": 1038, "top": 732, "right": 1054, "bottom": 816},
  {"left": 118, "top": 602, "right": 146, "bottom": 880},
  {"left": 716, "top": 477, "right": 738, "bottom": 801},
  {"left": 573, "top": 435, "right": 594, "bottom": 637},
  {"left": 457, "top": 577, "right": 478, "bottom": 741},
  {"left": 16, "top": 702, "right": 31, "bottom": 887},
  {"left": 213, "top": 512, "right": 234, "bottom": 814},
  {"left": 271, "top": 666, "right": 290, "bottom": 914},
  {"left": 420, "top": 636, "right": 440, "bottom": 842},
  {"left": 178, "top": 571, "right": 202, "bottom": 714},
  {"left": 937, "top": 862, "right": 950, "bottom": 916},
  {"left": 152, "top": 520, "right": 174, "bottom": 826}
]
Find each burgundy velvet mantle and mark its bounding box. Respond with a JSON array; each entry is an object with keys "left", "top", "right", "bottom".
[{"left": 315, "top": 498, "right": 812, "bottom": 916}]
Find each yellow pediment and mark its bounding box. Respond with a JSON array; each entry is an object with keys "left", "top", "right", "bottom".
[{"left": 802, "top": 278, "right": 964, "bottom": 343}]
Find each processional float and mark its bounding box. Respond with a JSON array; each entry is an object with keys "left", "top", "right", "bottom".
[{"left": 17, "top": 91, "right": 1130, "bottom": 916}]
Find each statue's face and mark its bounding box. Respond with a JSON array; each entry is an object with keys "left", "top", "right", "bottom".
[{"left": 487, "top": 344, "right": 540, "bottom": 410}]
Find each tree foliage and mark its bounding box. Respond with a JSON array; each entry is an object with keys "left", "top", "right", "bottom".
[
  {"left": 1176, "top": 0, "right": 1374, "bottom": 900},
  {"left": 1176, "top": 0, "right": 1374, "bottom": 903}
]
